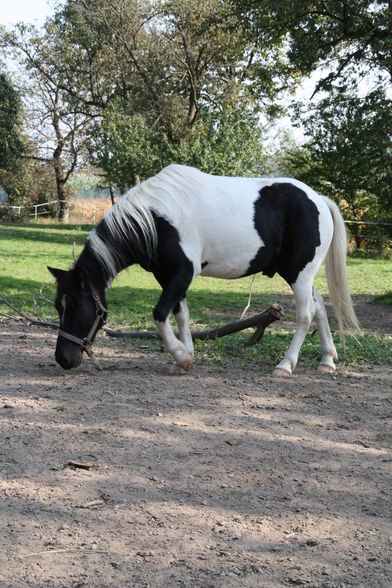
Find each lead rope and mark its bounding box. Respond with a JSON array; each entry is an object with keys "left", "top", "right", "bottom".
[{"left": 240, "top": 275, "right": 256, "bottom": 320}]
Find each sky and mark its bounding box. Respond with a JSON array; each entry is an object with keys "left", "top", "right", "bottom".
[{"left": 0, "top": 0, "right": 59, "bottom": 27}]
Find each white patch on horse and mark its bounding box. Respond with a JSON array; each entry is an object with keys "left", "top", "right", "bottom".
[{"left": 60, "top": 294, "right": 67, "bottom": 326}]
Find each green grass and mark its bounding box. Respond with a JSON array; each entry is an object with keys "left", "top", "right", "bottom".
[
  {"left": 1, "top": 221, "right": 392, "bottom": 368},
  {"left": 373, "top": 292, "right": 392, "bottom": 305}
]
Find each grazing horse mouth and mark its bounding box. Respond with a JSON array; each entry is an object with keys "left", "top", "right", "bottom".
[{"left": 55, "top": 348, "right": 82, "bottom": 370}]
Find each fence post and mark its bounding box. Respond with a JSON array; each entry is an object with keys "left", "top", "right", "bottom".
[{"left": 34, "top": 205, "right": 38, "bottom": 220}]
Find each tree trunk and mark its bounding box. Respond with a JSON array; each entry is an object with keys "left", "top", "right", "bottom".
[
  {"left": 57, "top": 181, "right": 69, "bottom": 223},
  {"left": 109, "top": 184, "right": 115, "bottom": 206}
]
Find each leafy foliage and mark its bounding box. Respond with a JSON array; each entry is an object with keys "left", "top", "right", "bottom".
[
  {"left": 0, "top": 73, "right": 24, "bottom": 174},
  {"left": 274, "top": 87, "right": 392, "bottom": 230},
  {"left": 236, "top": 0, "right": 392, "bottom": 231},
  {"left": 90, "top": 102, "right": 266, "bottom": 187}
]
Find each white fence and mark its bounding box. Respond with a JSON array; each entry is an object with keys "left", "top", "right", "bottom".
[{"left": 0, "top": 200, "right": 67, "bottom": 219}]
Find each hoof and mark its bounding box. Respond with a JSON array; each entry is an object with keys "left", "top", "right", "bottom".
[
  {"left": 272, "top": 367, "right": 291, "bottom": 378},
  {"left": 170, "top": 364, "right": 188, "bottom": 375},
  {"left": 318, "top": 364, "right": 335, "bottom": 374},
  {"left": 179, "top": 353, "right": 192, "bottom": 371},
  {"left": 170, "top": 352, "right": 192, "bottom": 374}
]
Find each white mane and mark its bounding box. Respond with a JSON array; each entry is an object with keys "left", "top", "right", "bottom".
[{"left": 89, "top": 180, "right": 159, "bottom": 279}]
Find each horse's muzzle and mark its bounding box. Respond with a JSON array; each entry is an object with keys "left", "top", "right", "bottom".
[{"left": 55, "top": 347, "right": 82, "bottom": 370}]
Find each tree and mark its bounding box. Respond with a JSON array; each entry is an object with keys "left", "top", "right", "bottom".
[
  {"left": 4, "top": 24, "right": 92, "bottom": 221},
  {"left": 235, "top": 1, "right": 392, "bottom": 88},
  {"left": 0, "top": 72, "right": 24, "bottom": 174},
  {"left": 40, "top": 0, "right": 284, "bottom": 184},
  {"left": 270, "top": 86, "right": 392, "bottom": 248},
  {"left": 89, "top": 101, "right": 266, "bottom": 189},
  {"left": 292, "top": 86, "right": 391, "bottom": 216},
  {"left": 235, "top": 1, "right": 392, "bottom": 224},
  {"left": 0, "top": 154, "right": 57, "bottom": 214}
]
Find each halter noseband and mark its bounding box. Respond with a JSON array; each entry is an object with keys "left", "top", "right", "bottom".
[{"left": 58, "top": 285, "right": 107, "bottom": 371}]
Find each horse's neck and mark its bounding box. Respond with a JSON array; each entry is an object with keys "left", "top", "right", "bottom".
[{"left": 76, "top": 243, "right": 115, "bottom": 291}]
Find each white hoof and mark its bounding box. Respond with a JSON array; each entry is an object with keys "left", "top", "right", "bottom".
[
  {"left": 272, "top": 367, "right": 292, "bottom": 378},
  {"left": 170, "top": 364, "right": 188, "bottom": 375},
  {"left": 318, "top": 364, "right": 335, "bottom": 374},
  {"left": 176, "top": 353, "right": 192, "bottom": 372}
]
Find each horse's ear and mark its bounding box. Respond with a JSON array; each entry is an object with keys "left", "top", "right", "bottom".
[
  {"left": 74, "top": 268, "right": 86, "bottom": 289},
  {"left": 48, "top": 267, "right": 66, "bottom": 281}
]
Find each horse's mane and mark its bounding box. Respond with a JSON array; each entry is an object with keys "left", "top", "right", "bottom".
[{"left": 88, "top": 181, "right": 158, "bottom": 280}]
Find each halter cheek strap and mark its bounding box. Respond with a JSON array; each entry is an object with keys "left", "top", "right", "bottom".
[{"left": 58, "top": 285, "right": 107, "bottom": 371}]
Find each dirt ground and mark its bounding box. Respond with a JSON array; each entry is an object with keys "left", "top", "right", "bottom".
[{"left": 1, "top": 299, "right": 392, "bottom": 588}]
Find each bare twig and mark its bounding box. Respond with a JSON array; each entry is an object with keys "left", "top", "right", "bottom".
[
  {"left": 21, "top": 548, "right": 117, "bottom": 558},
  {"left": 32, "top": 292, "right": 44, "bottom": 321},
  {"left": 39, "top": 284, "right": 55, "bottom": 305},
  {"left": 0, "top": 312, "right": 24, "bottom": 322},
  {"left": 0, "top": 292, "right": 58, "bottom": 330},
  {"left": 1, "top": 290, "right": 283, "bottom": 349}
]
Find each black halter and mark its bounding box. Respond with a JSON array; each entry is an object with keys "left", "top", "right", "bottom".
[{"left": 58, "top": 285, "right": 107, "bottom": 371}]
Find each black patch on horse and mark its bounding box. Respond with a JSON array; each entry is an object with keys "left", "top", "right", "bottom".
[
  {"left": 148, "top": 215, "right": 194, "bottom": 323},
  {"left": 246, "top": 183, "right": 321, "bottom": 285}
]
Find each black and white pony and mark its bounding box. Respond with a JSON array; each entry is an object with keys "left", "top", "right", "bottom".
[{"left": 49, "top": 164, "right": 359, "bottom": 376}]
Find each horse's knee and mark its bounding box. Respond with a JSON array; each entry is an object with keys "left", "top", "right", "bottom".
[
  {"left": 296, "top": 309, "right": 313, "bottom": 330},
  {"left": 153, "top": 305, "right": 169, "bottom": 324}
]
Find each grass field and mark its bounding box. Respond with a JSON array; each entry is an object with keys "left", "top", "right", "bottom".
[{"left": 1, "top": 221, "right": 391, "bottom": 369}]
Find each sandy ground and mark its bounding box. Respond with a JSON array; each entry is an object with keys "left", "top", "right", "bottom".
[{"left": 1, "top": 302, "right": 392, "bottom": 587}]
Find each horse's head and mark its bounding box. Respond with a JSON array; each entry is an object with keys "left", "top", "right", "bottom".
[{"left": 48, "top": 266, "right": 107, "bottom": 370}]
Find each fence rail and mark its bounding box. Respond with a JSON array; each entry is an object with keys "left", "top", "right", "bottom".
[{"left": 0, "top": 200, "right": 67, "bottom": 220}]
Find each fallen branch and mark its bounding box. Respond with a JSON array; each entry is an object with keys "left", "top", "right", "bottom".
[
  {"left": 0, "top": 291, "right": 58, "bottom": 330},
  {"left": 104, "top": 304, "right": 284, "bottom": 347}
]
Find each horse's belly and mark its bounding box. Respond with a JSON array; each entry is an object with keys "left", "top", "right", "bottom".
[
  {"left": 200, "top": 260, "right": 252, "bottom": 278},
  {"left": 198, "top": 233, "right": 263, "bottom": 279}
]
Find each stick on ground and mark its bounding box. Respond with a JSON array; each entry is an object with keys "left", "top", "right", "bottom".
[{"left": 104, "top": 304, "right": 284, "bottom": 347}]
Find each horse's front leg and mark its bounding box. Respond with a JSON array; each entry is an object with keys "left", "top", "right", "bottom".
[
  {"left": 154, "top": 316, "right": 193, "bottom": 371},
  {"left": 153, "top": 274, "right": 193, "bottom": 371},
  {"left": 173, "top": 298, "right": 194, "bottom": 357}
]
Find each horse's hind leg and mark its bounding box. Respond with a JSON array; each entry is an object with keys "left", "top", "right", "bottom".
[
  {"left": 153, "top": 272, "right": 193, "bottom": 371},
  {"left": 313, "top": 287, "right": 337, "bottom": 373},
  {"left": 273, "top": 279, "right": 315, "bottom": 376},
  {"left": 173, "top": 298, "right": 194, "bottom": 357}
]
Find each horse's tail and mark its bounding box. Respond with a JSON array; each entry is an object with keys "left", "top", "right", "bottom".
[{"left": 322, "top": 196, "right": 360, "bottom": 341}]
